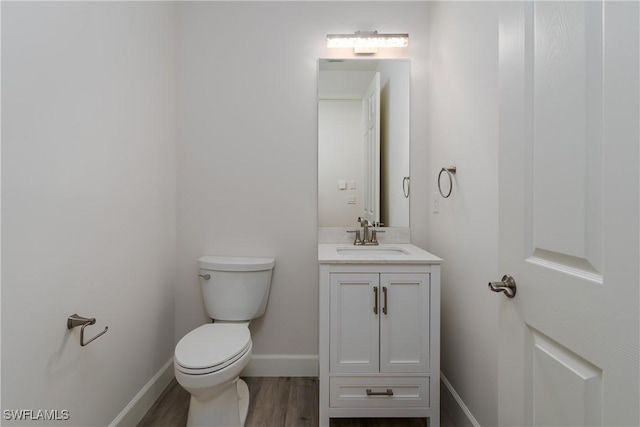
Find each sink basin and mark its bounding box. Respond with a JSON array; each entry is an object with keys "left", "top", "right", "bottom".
[
  {"left": 319, "top": 243, "right": 442, "bottom": 264},
  {"left": 336, "top": 246, "right": 410, "bottom": 256}
]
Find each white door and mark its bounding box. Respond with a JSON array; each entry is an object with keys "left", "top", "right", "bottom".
[
  {"left": 498, "top": 2, "right": 639, "bottom": 426},
  {"left": 330, "top": 273, "right": 380, "bottom": 374},
  {"left": 379, "top": 273, "right": 430, "bottom": 373},
  {"left": 362, "top": 72, "right": 380, "bottom": 224}
]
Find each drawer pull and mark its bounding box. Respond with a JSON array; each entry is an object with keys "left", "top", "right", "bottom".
[{"left": 366, "top": 388, "right": 394, "bottom": 396}]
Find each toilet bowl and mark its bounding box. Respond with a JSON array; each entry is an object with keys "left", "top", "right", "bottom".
[
  {"left": 175, "top": 323, "right": 252, "bottom": 426},
  {"left": 174, "top": 256, "right": 274, "bottom": 427}
]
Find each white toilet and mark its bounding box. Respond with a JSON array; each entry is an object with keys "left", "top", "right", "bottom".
[{"left": 174, "top": 255, "right": 275, "bottom": 427}]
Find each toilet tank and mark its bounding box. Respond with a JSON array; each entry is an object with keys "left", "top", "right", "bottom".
[{"left": 198, "top": 256, "right": 275, "bottom": 321}]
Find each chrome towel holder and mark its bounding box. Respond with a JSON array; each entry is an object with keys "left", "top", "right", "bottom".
[
  {"left": 67, "top": 314, "right": 108, "bottom": 346},
  {"left": 402, "top": 176, "right": 410, "bottom": 198},
  {"left": 438, "top": 166, "right": 457, "bottom": 198}
]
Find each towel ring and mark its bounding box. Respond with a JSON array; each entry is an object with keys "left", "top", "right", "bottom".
[
  {"left": 438, "top": 166, "right": 457, "bottom": 198},
  {"left": 402, "top": 176, "right": 410, "bottom": 198}
]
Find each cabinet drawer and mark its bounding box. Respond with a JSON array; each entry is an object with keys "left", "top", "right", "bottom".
[{"left": 329, "top": 376, "right": 430, "bottom": 408}]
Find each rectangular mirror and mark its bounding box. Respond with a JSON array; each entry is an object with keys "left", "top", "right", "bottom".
[{"left": 318, "top": 58, "right": 410, "bottom": 228}]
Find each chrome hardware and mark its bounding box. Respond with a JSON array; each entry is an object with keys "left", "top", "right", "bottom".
[
  {"left": 382, "top": 286, "right": 388, "bottom": 314},
  {"left": 373, "top": 286, "right": 379, "bottom": 314},
  {"left": 199, "top": 273, "right": 211, "bottom": 280},
  {"left": 366, "top": 388, "right": 394, "bottom": 396},
  {"left": 488, "top": 274, "right": 517, "bottom": 298},
  {"left": 357, "top": 217, "right": 372, "bottom": 244},
  {"left": 402, "top": 176, "right": 410, "bottom": 198},
  {"left": 347, "top": 229, "right": 363, "bottom": 245},
  {"left": 352, "top": 217, "right": 383, "bottom": 245},
  {"left": 67, "top": 314, "right": 108, "bottom": 347},
  {"left": 370, "top": 229, "right": 385, "bottom": 244},
  {"left": 438, "top": 166, "right": 457, "bottom": 198}
]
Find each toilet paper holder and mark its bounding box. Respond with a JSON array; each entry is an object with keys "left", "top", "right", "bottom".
[{"left": 67, "top": 314, "right": 108, "bottom": 346}]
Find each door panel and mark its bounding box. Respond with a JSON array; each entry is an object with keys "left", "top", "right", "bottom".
[
  {"left": 362, "top": 72, "right": 380, "bottom": 223},
  {"left": 531, "top": 2, "right": 603, "bottom": 273},
  {"left": 529, "top": 1, "right": 603, "bottom": 278},
  {"left": 380, "top": 273, "right": 430, "bottom": 373},
  {"left": 330, "top": 273, "right": 380, "bottom": 373},
  {"left": 528, "top": 329, "right": 602, "bottom": 426},
  {"left": 498, "top": 2, "right": 639, "bottom": 426}
]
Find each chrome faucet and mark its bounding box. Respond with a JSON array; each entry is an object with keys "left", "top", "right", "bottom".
[
  {"left": 347, "top": 217, "right": 384, "bottom": 245},
  {"left": 358, "top": 217, "right": 372, "bottom": 243}
]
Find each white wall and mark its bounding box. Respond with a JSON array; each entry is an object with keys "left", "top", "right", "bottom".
[
  {"left": 176, "top": 1, "right": 430, "bottom": 364},
  {"left": 318, "top": 70, "right": 374, "bottom": 99},
  {"left": 318, "top": 69, "right": 373, "bottom": 227},
  {"left": 1, "top": 2, "right": 176, "bottom": 425},
  {"left": 425, "top": 2, "right": 500, "bottom": 426},
  {"left": 318, "top": 99, "right": 363, "bottom": 226}
]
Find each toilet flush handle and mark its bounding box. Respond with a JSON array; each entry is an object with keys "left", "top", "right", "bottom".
[{"left": 199, "top": 274, "right": 211, "bottom": 280}]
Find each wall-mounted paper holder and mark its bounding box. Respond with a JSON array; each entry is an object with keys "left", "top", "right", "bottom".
[{"left": 67, "top": 314, "right": 108, "bottom": 346}]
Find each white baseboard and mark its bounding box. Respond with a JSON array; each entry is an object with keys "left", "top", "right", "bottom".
[
  {"left": 241, "top": 354, "right": 318, "bottom": 377},
  {"left": 110, "top": 358, "right": 174, "bottom": 427},
  {"left": 440, "top": 372, "right": 481, "bottom": 427}
]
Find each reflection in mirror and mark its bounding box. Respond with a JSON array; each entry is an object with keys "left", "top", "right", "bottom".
[{"left": 318, "top": 59, "right": 410, "bottom": 227}]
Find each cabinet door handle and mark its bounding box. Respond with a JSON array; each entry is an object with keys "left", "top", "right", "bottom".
[
  {"left": 373, "top": 286, "right": 378, "bottom": 314},
  {"left": 382, "top": 286, "right": 388, "bottom": 314},
  {"left": 366, "top": 388, "right": 394, "bottom": 396}
]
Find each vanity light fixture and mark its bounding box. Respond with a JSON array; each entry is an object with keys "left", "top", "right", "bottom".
[{"left": 326, "top": 31, "right": 409, "bottom": 54}]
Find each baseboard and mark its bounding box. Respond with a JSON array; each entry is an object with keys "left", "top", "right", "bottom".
[
  {"left": 440, "top": 372, "right": 481, "bottom": 427},
  {"left": 241, "top": 354, "right": 319, "bottom": 377},
  {"left": 110, "top": 357, "right": 174, "bottom": 427}
]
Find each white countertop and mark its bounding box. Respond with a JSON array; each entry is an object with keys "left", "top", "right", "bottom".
[{"left": 318, "top": 243, "right": 442, "bottom": 264}]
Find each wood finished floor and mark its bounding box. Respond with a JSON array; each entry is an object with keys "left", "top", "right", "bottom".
[{"left": 138, "top": 377, "right": 457, "bottom": 427}]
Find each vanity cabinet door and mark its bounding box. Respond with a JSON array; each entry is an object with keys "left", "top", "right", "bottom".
[
  {"left": 380, "top": 273, "right": 430, "bottom": 373},
  {"left": 330, "top": 273, "right": 380, "bottom": 374}
]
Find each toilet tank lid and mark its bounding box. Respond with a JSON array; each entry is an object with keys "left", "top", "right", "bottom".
[{"left": 198, "top": 256, "right": 275, "bottom": 272}]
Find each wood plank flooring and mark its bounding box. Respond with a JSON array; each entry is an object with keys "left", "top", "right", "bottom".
[{"left": 138, "top": 377, "right": 456, "bottom": 427}]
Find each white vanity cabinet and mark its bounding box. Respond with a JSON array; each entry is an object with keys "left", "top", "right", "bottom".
[
  {"left": 330, "top": 272, "right": 430, "bottom": 374},
  {"left": 318, "top": 244, "right": 442, "bottom": 427}
]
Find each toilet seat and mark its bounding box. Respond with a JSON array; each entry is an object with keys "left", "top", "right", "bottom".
[{"left": 175, "top": 323, "right": 251, "bottom": 375}]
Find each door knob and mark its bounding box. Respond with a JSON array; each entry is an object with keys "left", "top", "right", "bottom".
[{"left": 488, "top": 274, "right": 516, "bottom": 298}]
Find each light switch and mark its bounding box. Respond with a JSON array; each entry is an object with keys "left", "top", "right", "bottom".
[
  {"left": 338, "top": 180, "right": 347, "bottom": 190},
  {"left": 349, "top": 180, "right": 357, "bottom": 190}
]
